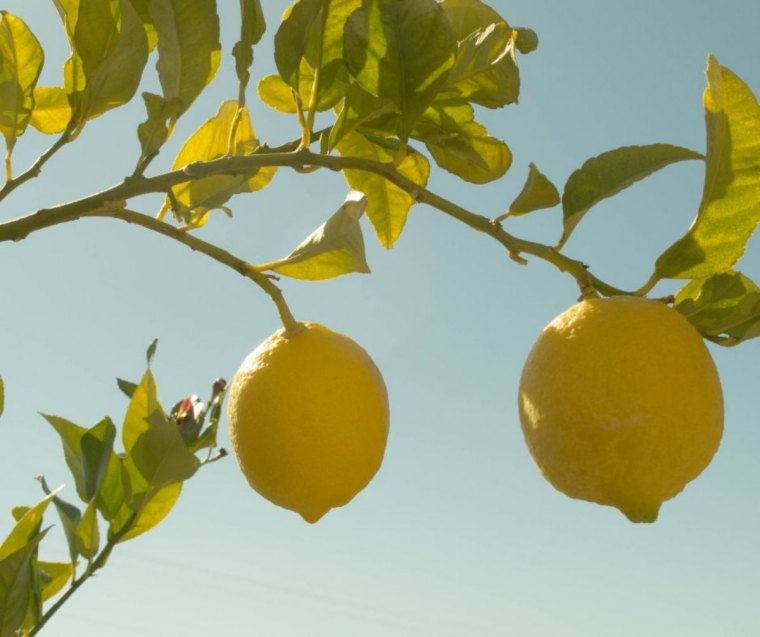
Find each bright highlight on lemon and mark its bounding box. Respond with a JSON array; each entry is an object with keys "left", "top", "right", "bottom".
[
  {"left": 518, "top": 295, "right": 723, "bottom": 522},
  {"left": 227, "top": 323, "right": 389, "bottom": 523}
]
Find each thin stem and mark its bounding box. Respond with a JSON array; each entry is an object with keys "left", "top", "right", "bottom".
[
  {"left": 634, "top": 272, "right": 661, "bottom": 296},
  {"left": 0, "top": 128, "right": 71, "bottom": 204},
  {"left": 29, "top": 514, "right": 138, "bottom": 636}
]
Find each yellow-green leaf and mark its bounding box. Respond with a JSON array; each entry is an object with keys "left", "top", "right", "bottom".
[
  {"left": 336, "top": 131, "right": 430, "bottom": 248},
  {"left": 233, "top": 0, "right": 266, "bottom": 98},
  {"left": 0, "top": 12, "right": 44, "bottom": 172},
  {"left": 29, "top": 87, "right": 71, "bottom": 134},
  {"left": 328, "top": 83, "right": 399, "bottom": 150},
  {"left": 560, "top": 143, "right": 703, "bottom": 247},
  {"left": 122, "top": 367, "right": 164, "bottom": 453},
  {"left": 257, "top": 74, "right": 297, "bottom": 113},
  {"left": 259, "top": 191, "right": 370, "bottom": 280},
  {"left": 656, "top": 56, "right": 760, "bottom": 278},
  {"left": 440, "top": 0, "right": 505, "bottom": 40},
  {"left": 344, "top": 0, "right": 457, "bottom": 140},
  {"left": 413, "top": 99, "right": 511, "bottom": 183},
  {"left": 37, "top": 561, "right": 73, "bottom": 602},
  {"left": 675, "top": 271, "right": 760, "bottom": 345},
  {"left": 508, "top": 163, "right": 560, "bottom": 215},
  {"left": 135, "top": 92, "right": 183, "bottom": 167},
  {"left": 115, "top": 482, "right": 181, "bottom": 543},
  {"left": 162, "top": 100, "right": 275, "bottom": 226},
  {"left": 130, "top": 0, "right": 158, "bottom": 51},
  {"left": 0, "top": 492, "right": 56, "bottom": 562},
  {"left": 0, "top": 529, "right": 47, "bottom": 637},
  {"left": 150, "top": 0, "right": 221, "bottom": 118}
]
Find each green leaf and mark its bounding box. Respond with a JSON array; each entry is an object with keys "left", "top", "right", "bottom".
[
  {"left": 38, "top": 477, "right": 81, "bottom": 564},
  {"left": 0, "top": 530, "right": 47, "bottom": 637},
  {"left": 135, "top": 92, "right": 183, "bottom": 167},
  {"left": 37, "top": 561, "right": 73, "bottom": 602},
  {"left": 336, "top": 131, "right": 430, "bottom": 248},
  {"left": 116, "top": 377, "right": 138, "bottom": 399},
  {"left": 130, "top": 0, "right": 158, "bottom": 51},
  {"left": 440, "top": 0, "right": 505, "bottom": 40},
  {"left": 675, "top": 271, "right": 760, "bottom": 345},
  {"left": 76, "top": 500, "right": 100, "bottom": 561},
  {"left": 41, "top": 415, "right": 88, "bottom": 501},
  {"left": 508, "top": 163, "right": 560, "bottom": 216},
  {"left": 122, "top": 367, "right": 164, "bottom": 453},
  {"left": 188, "top": 420, "right": 218, "bottom": 453},
  {"left": 328, "top": 83, "right": 398, "bottom": 150},
  {"left": 0, "top": 12, "right": 44, "bottom": 174},
  {"left": 443, "top": 22, "right": 520, "bottom": 109},
  {"left": 114, "top": 482, "right": 181, "bottom": 543},
  {"left": 344, "top": 0, "right": 457, "bottom": 140},
  {"left": 149, "top": 0, "right": 221, "bottom": 119},
  {"left": 94, "top": 450, "right": 127, "bottom": 523},
  {"left": 656, "top": 57, "right": 760, "bottom": 278},
  {"left": 161, "top": 100, "right": 276, "bottom": 227},
  {"left": 80, "top": 417, "right": 116, "bottom": 500},
  {"left": 559, "top": 143, "right": 703, "bottom": 247},
  {"left": 275, "top": 0, "right": 360, "bottom": 113},
  {"left": 0, "top": 492, "right": 56, "bottom": 561},
  {"left": 54, "top": 0, "right": 149, "bottom": 132},
  {"left": 145, "top": 338, "right": 158, "bottom": 365},
  {"left": 257, "top": 74, "right": 298, "bottom": 113},
  {"left": 233, "top": 0, "right": 266, "bottom": 98},
  {"left": 412, "top": 99, "right": 511, "bottom": 183},
  {"left": 28, "top": 86, "right": 71, "bottom": 134},
  {"left": 258, "top": 191, "right": 371, "bottom": 280}
]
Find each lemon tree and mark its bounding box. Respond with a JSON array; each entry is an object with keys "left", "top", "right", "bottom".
[{"left": 0, "top": 0, "right": 757, "bottom": 634}]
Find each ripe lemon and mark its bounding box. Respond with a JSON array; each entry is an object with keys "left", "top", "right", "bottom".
[
  {"left": 227, "top": 323, "right": 389, "bottom": 523},
  {"left": 518, "top": 295, "right": 723, "bottom": 522}
]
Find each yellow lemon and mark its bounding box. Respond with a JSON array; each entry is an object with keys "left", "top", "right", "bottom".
[
  {"left": 518, "top": 295, "right": 723, "bottom": 522},
  {"left": 227, "top": 323, "right": 389, "bottom": 523}
]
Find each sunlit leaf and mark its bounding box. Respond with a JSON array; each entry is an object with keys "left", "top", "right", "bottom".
[
  {"left": 135, "top": 92, "right": 183, "bottom": 167},
  {"left": 560, "top": 143, "right": 703, "bottom": 247},
  {"left": 162, "top": 100, "right": 276, "bottom": 226},
  {"left": 150, "top": 0, "right": 221, "bottom": 119},
  {"left": 76, "top": 500, "right": 100, "bottom": 561},
  {"left": 80, "top": 417, "right": 116, "bottom": 500},
  {"left": 0, "top": 492, "right": 56, "bottom": 561},
  {"left": 38, "top": 477, "right": 81, "bottom": 564},
  {"left": 115, "top": 482, "right": 181, "bottom": 543},
  {"left": 336, "top": 131, "right": 430, "bottom": 248},
  {"left": 329, "top": 83, "right": 399, "bottom": 150},
  {"left": 233, "top": 0, "right": 266, "bottom": 99},
  {"left": 94, "top": 450, "right": 127, "bottom": 523},
  {"left": 189, "top": 421, "right": 218, "bottom": 453},
  {"left": 656, "top": 57, "right": 760, "bottom": 278},
  {"left": 41, "top": 415, "right": 88, "bottom": 501},
  {"left": 37, "top": 561, "right": 73, "bottom": 602},
  {"left": 443, "top": 22, "right": 520, "bottom": 109},
  {"left": 257, "top": 74, "right": 298, "bottom": 113},
  {"left": 259, "top": 191, "right": 370, "bottom": 280},
  {"left": 412, "top": 99, "right": 511, "bottom": 183},
  {"left": 675, "top": 271, "right": 760, "bottom": 345},
  {"left": 275, "top": 0, "right": 359, "bottom": 113},
  {"left": 122, "top": 367, "right": 164, "bottom": 453},
  {"left": 0, "top": 530, "right": 47, "bottom": 637},
  {"left": 130, "top": 0, "right": 158, "bottom": 51},
  {"left": 344, "top": 0, "right": 457, "bottom": 139},
  {"left": 508, "top": 163, "right": 560, "bottom": 215},
  {"left": 0, "top": 12, "right": 44, "bottom": 173},
  {"left": 28, "top": 87, "right": 71, "bottom": 134},
  {"left": 440, "top": 0, "right": 505, "bottom": 40}
]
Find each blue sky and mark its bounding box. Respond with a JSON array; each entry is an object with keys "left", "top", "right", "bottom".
[{"left": 1, "top": 1, "right": 759, "bottom": 635}]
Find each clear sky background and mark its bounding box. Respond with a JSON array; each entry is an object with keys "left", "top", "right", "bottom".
[{"left": 1, "top": 1, "right": 759, "bottom": 635}]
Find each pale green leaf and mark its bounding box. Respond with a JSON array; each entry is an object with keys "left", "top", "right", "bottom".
[
  {"left": 257, "top": 74, "right": 298, "bottom": 113},
  {"left": 328, "top": 83, "right": 398, "bottom": 150},
  {"left": 28, "top": 87, "right": 71, "bottom": 134},
  {"left": 260, "top": 191, "right": 371, "bottom": 280},
  {"left": 412, "top": 99, "right": 511, "bottom": 183},
  {"left": 233, "top": 0, "right": 266, "bottom": 97},
  {"left": 440, "top": 0, "right": 505, "bottom": 41},
  {"left": 560, "top": 143, "right": 703, "bottom": 247},
  {"left": 37, "top": 561, "right": 73, "bottom": 602},
  {"left": 344, "top": 0, "right": 457, "bottom": 139},
  {"left": 656, "top": 57, "right": 760, "bottom": 278},
  {"left": 675, "top": 271, "right": 760, "bottom": 345},
  {"left": 122, "top": 367, "right": 164, "bottom": 453},
  {"left": 0, "top": 492, "right": 56, "bottom": 561},
  {"left": 336, "top": 131, "right": 430, "bottom": 248},
  {"left": 508, "top": 163, "right": 560, "bottom": 215},
  {"left": 0, "top": 530, "right": 47, "bottom": 637},
  {"left": 41, "top": 414, "right": 88, "bottom": 501},
  {"left": 275, "top": 0, "right": 359, "bottom": 113},
  {"left": 443, "top": 21, "right": 520, "bottom": 109},
  {"left": 163, "top": 100, "right": 276, "bottom": 226},
  {"left": 94, "top": 451, "right": 127, "bottom": 523},
  {"left": 150, "top": 0, "right": 221, "bottom": 118},
  {"left": 0, "top": 12, "right": 44, "bottom": 169}
]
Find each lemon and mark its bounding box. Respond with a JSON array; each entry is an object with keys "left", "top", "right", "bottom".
[
  {"left": 518, "top": 295, "right": 723, "bottom": 522},
  {"left": 227, "top": 323, "right": 389, "bottom": 523}
]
